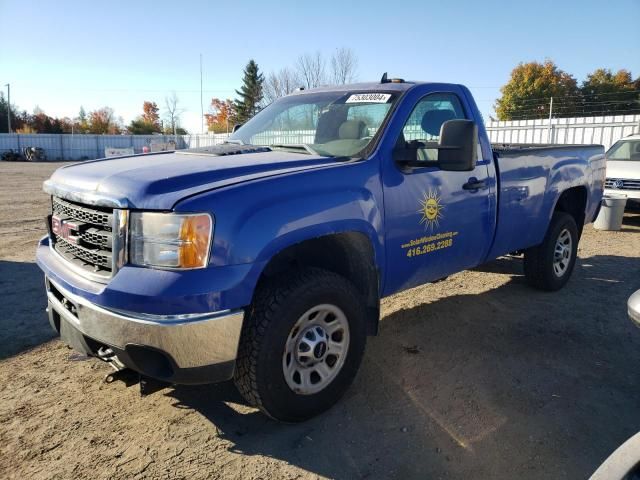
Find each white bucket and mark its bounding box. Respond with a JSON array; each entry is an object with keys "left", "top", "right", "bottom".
[{"left": 593, "top": 194, "right": 628, "bottom": 231}]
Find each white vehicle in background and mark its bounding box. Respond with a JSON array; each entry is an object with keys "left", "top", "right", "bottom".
[
  {"left": 604, "top": 134, "right": 640, "bottom": 207},
  {"left": 629, "top": 289, "right": 640, "bottom": 328}
]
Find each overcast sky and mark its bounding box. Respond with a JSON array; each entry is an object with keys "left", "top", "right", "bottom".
[{"left": 1, "top": 0, "right": 639, "bottom": 133}]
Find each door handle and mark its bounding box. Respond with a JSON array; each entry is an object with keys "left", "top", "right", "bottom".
[{"left": 462, "top": 178, "right": 487, "bottom": 191}]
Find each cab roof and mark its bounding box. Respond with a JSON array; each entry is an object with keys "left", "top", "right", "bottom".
[{"left": 289, "top": 81, "right": 424, "bottom": 96}]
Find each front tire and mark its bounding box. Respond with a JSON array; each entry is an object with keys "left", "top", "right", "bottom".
[
  {"left": 524, "top": 212, "right": 579, "bottom": 291},
  {"left": 234, "top": 268, "right": 367, "bottom": 422}
]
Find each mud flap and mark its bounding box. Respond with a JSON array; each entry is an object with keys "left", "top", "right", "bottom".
[{"left": 56, "top": 311, "right": 93, "bottom": 357}]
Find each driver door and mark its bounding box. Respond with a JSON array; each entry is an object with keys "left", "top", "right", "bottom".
[{"left": 381, "top": 88, "right": 494, "bottom": 295}]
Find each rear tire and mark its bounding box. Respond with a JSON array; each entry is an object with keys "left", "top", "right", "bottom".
[
  {"left": 524, "top": 212, "right": 579, "bottom": 291},
  {"left": 234, "top": 268, "right": 367, "bottom": 422}
]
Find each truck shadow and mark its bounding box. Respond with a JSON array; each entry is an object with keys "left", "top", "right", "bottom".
[
  {"left": 166, "top": 253, "right": 640, "bottom": 480},
  {"left": 0, "top": 260, "right": 52, "bottom": 360},
  {"left": 471, "top": 255, "right": 523, "bottom": 275}
]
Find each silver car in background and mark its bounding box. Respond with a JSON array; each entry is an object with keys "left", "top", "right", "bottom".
[
  {"left": 604, "top": 134, "right": 640, "bottom": 208},
  {"left": 589, "top": 289, "right": 640, "bottom": 479},
  {"left": 629, "top": 289, "right": 640, "bottom": 327}
]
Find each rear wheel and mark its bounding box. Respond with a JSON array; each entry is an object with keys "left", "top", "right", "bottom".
[
  {"left": 524, "top": 212, "right": 579, "bottom": 291},
  {"left": 234, "top": 268, "right": 367, "bottom": 422}
]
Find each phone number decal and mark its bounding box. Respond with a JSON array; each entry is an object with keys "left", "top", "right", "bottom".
[{"left": 401, "top": 231, "right": 458, "bottom": 258}]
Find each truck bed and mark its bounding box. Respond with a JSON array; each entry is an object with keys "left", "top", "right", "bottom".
[
  {"left": 491, "top": 143, "right": 603, "bottom": 153},
  {"left": 486, "top": 143, "right": 606, "bottom": 260}
]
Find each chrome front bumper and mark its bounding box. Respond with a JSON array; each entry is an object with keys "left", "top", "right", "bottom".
[
  {"left": 46, "top": 277, "right": 245, "bottom": 384},
  {"left": 604, "top": 188, "right": 640, "bottom": 201},
  {"left": 629, "top": 289, "right": 640, "bottom": 328}
]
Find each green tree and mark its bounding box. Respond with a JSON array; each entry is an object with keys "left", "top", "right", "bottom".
[
  {"left": 128, "top": 101, "right": 162, "bottom": 134},
  {"left": 78, "top": 106, "right": 89, "bottom": 133},
  {"left": 234, "top": 59, "right": 264, "bottom": 124},
  {"left": 495, "top": 60, "right": 579, "bottom": 120},
  {"left": 580, "top": 69, "right": 640, "bottom": 116},
  {"left": 0, "top": 92, "right": 23, "bottom": 133},
  {"left": 128, "top": 118, "right": 158, "bottom": 134}
]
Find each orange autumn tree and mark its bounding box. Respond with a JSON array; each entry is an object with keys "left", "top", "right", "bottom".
[
  {"left": 142, "top": 101, "right": 161, "bottom": 130},
  {"left": 205, "top": 98, "right": 237, "bottom": 133},
  {"left": 495, "top": 60, "right": 579, "bottom": 120},
  {"left": 88, "top": 107, "right": 121, "bottom": 134}
]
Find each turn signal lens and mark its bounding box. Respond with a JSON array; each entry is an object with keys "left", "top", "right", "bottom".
[{"left": 179, "top": 215, "right": 212, "bottom": 268}]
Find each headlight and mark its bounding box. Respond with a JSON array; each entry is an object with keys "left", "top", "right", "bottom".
[{"left": 130, "top": 212, "right": 213, "bottom": 269}]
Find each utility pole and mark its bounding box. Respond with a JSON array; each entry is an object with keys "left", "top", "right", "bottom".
[
  {"left": 4, "top": 83, "right": 10, "bottom": 133},
  {"left": 200, "top": 54, "right": 204, "bottom": 134},
  {"left": 547, "top": 96, "right": 553, "bottom": 144}
]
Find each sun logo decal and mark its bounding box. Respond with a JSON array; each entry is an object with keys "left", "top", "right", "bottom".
[{"left": 418, "top": 189, "right": 444, "bottom": 230}]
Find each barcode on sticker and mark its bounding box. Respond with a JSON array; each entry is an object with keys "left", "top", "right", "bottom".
[{"left": 345, "top": 93, "right": 392, "bottom": 104}]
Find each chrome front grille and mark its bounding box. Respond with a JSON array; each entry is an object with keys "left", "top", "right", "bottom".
[
  {"left": 55, "top": 237, "right": 112, "bottom": 268},
  {"left": 52, "top": 197, "right": 113, "bottom": 225},
  {"left": 605, "top": 178, "right": 640, "bottom": 191},
  {"left": 50, "top": 196, "right": 127, "bottom": 281}
]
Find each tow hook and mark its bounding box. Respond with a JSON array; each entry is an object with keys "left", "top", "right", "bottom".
[
  {"left": 96, "top": 346, "right": 126, "bottom": 371},
  {"left": 103, "top": 368, "right": 137, "bottom": 385},
  {"left": 96, "top": 346, "right": 169, "bottom": 395},
  {"left": 96, "top": 347, "right": 137, "bottom": 386}
]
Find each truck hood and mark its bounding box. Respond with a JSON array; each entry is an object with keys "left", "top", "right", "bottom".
[
  {"left": 45, "top": 150, "right": 341, "bottom": 210},
  {"left": 606, "top": 160, "right": 640, "bottom": 180}
]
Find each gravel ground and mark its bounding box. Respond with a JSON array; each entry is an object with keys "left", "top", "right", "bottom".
[{"left": 1, "top": 161, "right": 639, "bottom": 480}]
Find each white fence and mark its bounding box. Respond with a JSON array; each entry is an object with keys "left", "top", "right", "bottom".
[
  {"left": 3, "top": 114, "right": 640, "bottom": 161},
  {"left": 0, "top": 133, "right": 231, "bottom": 161},
  {"left": 486, "top": 114, "right": 640, "bottom": 149}
]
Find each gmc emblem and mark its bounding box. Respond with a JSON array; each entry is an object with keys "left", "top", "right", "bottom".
[{"left": 51, "top": 215, "right": 79, "bottom": 244}]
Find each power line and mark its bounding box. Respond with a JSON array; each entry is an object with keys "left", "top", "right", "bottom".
[
  {"left": 507, "top": 108, "right": 640, "bottom": 120},
  {"left": 9, "top": 85, "right": 235, "bottom": 94},
  {"left": 510, "top": 89, "right": 640, "bottom": 105},
  {"left": 511, "top": 102, "right": 640, "bottom": 114}
]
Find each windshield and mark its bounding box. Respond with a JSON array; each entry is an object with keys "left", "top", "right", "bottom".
[
  {"left": 229, "top": 91, "right": 398, "bottom": 158},
  {"left": 607, "top": 140, "right": 640, "bottom": 161}
]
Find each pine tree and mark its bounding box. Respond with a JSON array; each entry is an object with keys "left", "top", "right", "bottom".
[
  {"left": 235, "top": 59, "right": 264, "bottom": 124},
  {"left": 78, "top": 106, "right": 88, "bottom": 132}
]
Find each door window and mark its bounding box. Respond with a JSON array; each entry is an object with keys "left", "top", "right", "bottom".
[{"left": 400, "top": 93, "right": 466, "bottom": 162}]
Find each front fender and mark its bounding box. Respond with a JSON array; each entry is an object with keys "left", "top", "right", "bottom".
[
  {"left": 234, "top": 191, "right": 383, "bottom": 266},
  {"left": 175, "top": 160, "right": 385, "bottom": 294}
]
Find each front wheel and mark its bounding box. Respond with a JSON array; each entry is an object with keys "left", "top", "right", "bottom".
[
  {"left": 524, "top": 212, "right": 579, "bottom": 291},
  {"left": 234, "top": 268, "right": 367, "bottom": 422}
]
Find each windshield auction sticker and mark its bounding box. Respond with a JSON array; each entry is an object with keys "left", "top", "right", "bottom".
[{"left": 345, "top": 93, "right": 392, "bottom": 103}]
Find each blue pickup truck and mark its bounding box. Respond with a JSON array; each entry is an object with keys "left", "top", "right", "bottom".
[{"left": 37, "top": 79, "right": 605, "bottom": 421}]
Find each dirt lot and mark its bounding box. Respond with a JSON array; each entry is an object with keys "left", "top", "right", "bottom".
[{"left": 1, "top": 161, "right": 639, "bottom": 480}]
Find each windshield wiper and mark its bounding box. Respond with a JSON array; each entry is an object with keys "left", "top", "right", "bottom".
[{"left": 269, "top": 143, "right": 324, "bottom": 156}]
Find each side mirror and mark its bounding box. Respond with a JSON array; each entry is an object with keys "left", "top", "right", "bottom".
[
  {"left": 392, "top": 142, "right": 419, "bottom": 164},
  {"left": 393, "top": 119, "right": 478, "bottom": 171},
  {"left": 437, "top": 120, "right": 477, "bottom": 171},
  {"left": 232, "top": 123, "right": 243, "bottom": 133}
]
